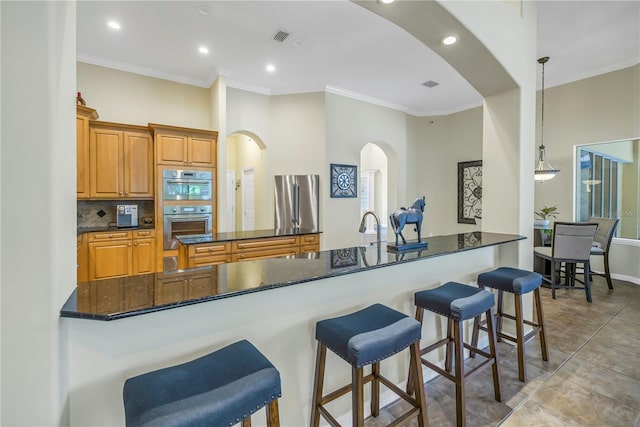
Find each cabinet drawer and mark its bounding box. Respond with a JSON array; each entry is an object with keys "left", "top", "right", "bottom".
[
  {"left": 189, "top": 254, "right": 231, "bottom": 268},
  {"left": 300, "top": 244, "right": 320, "bottom": 254},
  {"left": 300, "top": 234, "right": 319, "bottom": 245},
  {"left": 133, "top": 229, "right": 155, "bottom": 239},
  {"left": 89, "top": 231, "right": 131, "bottom": 242},
  {"left": 189, "top": 242, "right": 231, "bottom": 257},
  {"left": 233, "top": 246, "right": 299, "bottom": 262},
  {"left": 233, "top": 236, "right": 299, "bottom": 253}
]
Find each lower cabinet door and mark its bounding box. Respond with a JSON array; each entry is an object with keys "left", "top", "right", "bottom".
[
  {"left": 89, "top": 241, "right": 132, "bottom": 280},
  {"left": 132, "top": 237, "right": 156, "bottom": 275}
]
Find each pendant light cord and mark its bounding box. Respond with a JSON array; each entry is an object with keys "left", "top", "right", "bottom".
[{"left": 540, "top": 58, "right": 545, "bottom": 149}]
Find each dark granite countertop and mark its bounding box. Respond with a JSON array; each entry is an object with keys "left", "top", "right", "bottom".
[
  {"left": 176, "top": 228, "right": 321, "bottom": 244},
  {"left": 77, "top": 225, "right": 156, "bottom": 234},
  {"left": 61, "top": 232, "right": 524, "bottom": 321}
]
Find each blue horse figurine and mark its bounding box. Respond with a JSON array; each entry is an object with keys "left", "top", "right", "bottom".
[{"left": 389, "top": 196, "right": 426, "bottom": 246}]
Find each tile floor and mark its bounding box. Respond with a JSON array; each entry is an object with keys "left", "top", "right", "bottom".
[{"left": 368, "top": 276, "right": 640, "bottom": 426}]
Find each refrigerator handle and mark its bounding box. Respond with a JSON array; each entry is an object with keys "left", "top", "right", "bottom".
[{"left": 293, "top": 183, "right": 300, "bottom": 227}]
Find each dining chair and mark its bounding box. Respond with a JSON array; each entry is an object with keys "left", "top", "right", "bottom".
[
  {"left": 588, "top": 216, "right": 619, "bottom": 290},
  {"left": 533, "top": 222, "right": 598, "bottom": 302}
]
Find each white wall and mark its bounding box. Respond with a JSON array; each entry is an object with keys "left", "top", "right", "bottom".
[
  {"left": 411, "top": 107, "right": 484, "bottom": 236},
  {"left": 325, "top": 93, "right": 408, "bottom": 249},
  {"left": 1, "top": 2, "right": 76, "bottom": 425},
  {"left": 77, "top": 62, "right": 211, "bottom": 129}
]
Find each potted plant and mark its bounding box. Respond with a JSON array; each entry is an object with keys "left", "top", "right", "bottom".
[{"left": 534, "top": 205, "right": 559, "bottom": 227}]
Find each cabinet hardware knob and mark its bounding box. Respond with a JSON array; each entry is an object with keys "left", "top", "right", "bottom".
[
  {"left": 134, "top": 243, "right": 138, "bottom": 246},
  {"left": 128, "top": 244, "right": 131, "bottom": 247}
]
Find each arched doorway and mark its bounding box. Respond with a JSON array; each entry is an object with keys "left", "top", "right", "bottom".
[
  {"left": 360, "top": 143, "right": 389, "bottom": 243},
  {"left": 226, "top": 131, "right": 267, "bottom": 232}
]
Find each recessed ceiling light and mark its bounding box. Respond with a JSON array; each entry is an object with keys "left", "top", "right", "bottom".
[
  {"left": 442, "top": 35, "right": 459, "bottom": 46},
  {"left": 198, "top": 46, "right": 209, "bottom": 54},
  {"left": 266, "top": 64, "right": 276, "bottom": 73},
  {"left": 378, "top": 0, "right": 395, "bottom": 4},
  {"left": 107, "top": 21, "right": 121, "bottom": 30},
  {"left": 197, "top": 5, "right": 210, "bottom": 15}
]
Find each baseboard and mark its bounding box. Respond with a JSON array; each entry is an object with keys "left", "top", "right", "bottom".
[{"left": 611, "top": 273, "right": 640, "bottom": 286}]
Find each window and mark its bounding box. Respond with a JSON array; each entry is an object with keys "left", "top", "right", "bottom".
[{"left": 576, "top": 139, "right": 639, "bottom": 240}]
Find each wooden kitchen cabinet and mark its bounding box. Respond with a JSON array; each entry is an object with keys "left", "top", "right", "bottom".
[
  {"left": 178, "top": 241, "right": 232, "bottom": 269},
  {"left": 231, "top": 236, "right": 299, "bottom": 262},
  {"left": 178, "top": 233, "right": 320, "bottom": 267},
  {"left": 89, "top": 122, "right": 154, "bottom": 199},
  {"left": 76, "top": 105, "right": 99, "bottom": 199},
  {"left": 88, "top": 232, "right": 132, "bottom": 280},
  {"left": 77, "top": 233, "right": 89, "bottom": 283},
  {"left": 299, "top": 233, "right": 320, "bottom": 253},
  {"left": 87, "top": 230, "right": 156, "bottom": 280},
  {"left": 150, "top": 123, "right": 218, "bottom": 168},
  {"left": 132, "top": 230, "right": 156, "bottom": 276}
]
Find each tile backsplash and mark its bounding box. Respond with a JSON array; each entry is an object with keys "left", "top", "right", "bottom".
[{"left": 77, "top": 200, "right": 154, "bottom": 228}]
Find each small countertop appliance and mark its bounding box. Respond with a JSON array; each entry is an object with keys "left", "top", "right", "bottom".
[{"left": 117, "top": 204, "right": 139, "bottom": 228}]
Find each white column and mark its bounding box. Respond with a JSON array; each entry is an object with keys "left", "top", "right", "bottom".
[{"left": 1, "top": 1, "right": 76, "bottom": 425}]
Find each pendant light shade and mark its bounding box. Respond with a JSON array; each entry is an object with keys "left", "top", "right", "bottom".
[{"left": 534, "top": 56, "right": 559, "bottom": 181}]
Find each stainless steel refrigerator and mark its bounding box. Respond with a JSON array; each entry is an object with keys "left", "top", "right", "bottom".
[{"left": 274, "top": 175, "right": 320, "bottom": 230}]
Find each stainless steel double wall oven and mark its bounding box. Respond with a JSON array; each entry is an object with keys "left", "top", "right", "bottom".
[{"left": 162, "top": 169, "right": 214, "bottom": 271}]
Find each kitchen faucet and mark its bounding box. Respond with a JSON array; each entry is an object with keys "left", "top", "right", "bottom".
[{"left": 359, "top": 210, "right": 381, "bottom": 245}]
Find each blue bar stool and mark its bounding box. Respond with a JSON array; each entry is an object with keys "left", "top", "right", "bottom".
[
  {"left": 123, "top": 340, "right": 281, "bottom": 427},
  {"left": 310, "top": 303, "right": 428, "bottom": 427},
  {"left": 471, "top": 267, "right": 548, "bottom": 382},
  {"left": 409, "top": 282, "right": 501, "bottom": 427}
]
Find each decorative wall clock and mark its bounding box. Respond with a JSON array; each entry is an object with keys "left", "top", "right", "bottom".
[
  {"left": 330, "top": 163, "right": 357, "bottom": 198},
  {"left": 457, "top": 160, "right": 482, "bottom": 224}
]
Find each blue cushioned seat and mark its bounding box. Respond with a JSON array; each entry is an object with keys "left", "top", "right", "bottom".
[
  {"left": 472, "top": 267, "right": 548, "bottom": 382},
  {"left": 414, "top": 282, "right": 494, "bottom": 321},
  {"left": 478, "top": 267, "right": 542, "bottom": 295},
  {"left": 123, "top": 340, "right": 281, "bottom": 427},
  {"left": 311, "top": 303, "right": 428, "bottom": 426},
  {"left": 315, "top": 303, "right": 421, "bottom": 368},
  {"left": 410, "top": 282, "right": 502, "bottom": 426}
]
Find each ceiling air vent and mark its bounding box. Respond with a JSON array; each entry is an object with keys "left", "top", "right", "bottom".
[
  {"left": 422, "top": 80, "right": 439, "bottom": 88},
  {"left": 273, "top": 31, "right": 290, "bottom": 42}
]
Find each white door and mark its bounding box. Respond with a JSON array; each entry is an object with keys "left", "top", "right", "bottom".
[
  {"left": 242, "top": 168, "right": 255, "bottom": 230},
  {"left": 225, "top": 170, "right": 235, "bottom": 231}
]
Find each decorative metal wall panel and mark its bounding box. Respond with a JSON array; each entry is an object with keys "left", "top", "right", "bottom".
[{"left": 458, "top": 160, "right": 482, "bottom": 224}]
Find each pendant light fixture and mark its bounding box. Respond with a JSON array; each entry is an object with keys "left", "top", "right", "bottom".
[{"left": 534, "top": 56, "right": 560, "bottom": 181}]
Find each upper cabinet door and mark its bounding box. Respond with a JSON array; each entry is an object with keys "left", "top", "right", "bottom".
[
  {"left": 76, "top": 114, "right": 91, "bottom": 198},
  {"left": 90, "top": 127, "right": 122, "bottom": 198},
  {"left": 76, "top": 106, "right": 98, "bottom": 199},
  {"left": 150, "top": 124, "right": 217, "bottom": 168},
  {"left": 123, "top": 131, "right": 154, "bottom": 198},
  {"left": 188, "top": 136, "right": 216, "bottom": 167},
  {"left": 156, "top": 133, "right": 188, "bottom": 166}
]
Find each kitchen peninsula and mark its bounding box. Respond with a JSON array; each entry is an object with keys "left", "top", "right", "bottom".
[{"left": 61, "top": 232, "right": 525, "bottom": 426}]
